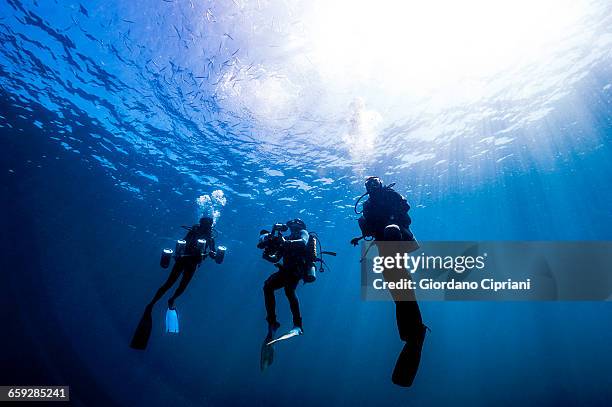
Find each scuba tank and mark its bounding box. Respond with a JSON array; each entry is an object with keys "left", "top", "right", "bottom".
[
  {"left": 304, "top": 265, "right": 317, "bottom": 283},
  {"left": 302, "top": 232, "right": 337, "bottom": 283},
  {"left": 303, "top": 234, "right": 318, "bottom": 283}
]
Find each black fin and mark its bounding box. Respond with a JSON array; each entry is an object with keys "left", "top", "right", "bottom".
[{"left": 130, "top": 306, "right": 153, "bottom": 350}]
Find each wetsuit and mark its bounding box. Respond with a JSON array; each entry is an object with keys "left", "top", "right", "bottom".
[
  {"left": 149, "top": 224, "right": 214, "bottom": 308},
  {"left": 130, "top": 222, "right": 215, "bottom": 350},
  {"left": 359, "top": 187, "right": 425, "bottom": 387},
  {"left": 263, "top": 229, "right": 309, "bottom": 330},
  {"left": 360, "top": 186, "right": 414, "bottom": 241}
]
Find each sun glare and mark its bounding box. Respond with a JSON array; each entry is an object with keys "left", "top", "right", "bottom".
[{"left": 307, "top": 0, "right": 590, "bottom": 96}]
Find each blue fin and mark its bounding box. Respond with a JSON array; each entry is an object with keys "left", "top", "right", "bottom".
[
  {"left": 165, "top": 308, "right": 179, "bottom": 334},
  {"left": 266, "top": 327, "right": 302, "bottom": 346}
]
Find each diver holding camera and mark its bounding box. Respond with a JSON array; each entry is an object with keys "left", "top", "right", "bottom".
[
  {"left": 258, "top": 219, "right": 309, "bottom": 338},
  {"left": 257, "top": 218, "right": 335, "bottom": 370}
]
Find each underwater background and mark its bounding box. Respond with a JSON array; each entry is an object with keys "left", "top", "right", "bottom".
[{"left": 1, "top": 0, "right": 612, "bottom": 406}]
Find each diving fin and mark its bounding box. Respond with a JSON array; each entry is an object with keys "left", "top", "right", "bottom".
[
  {"left": 130, "top": 305, "right": 153, "bottom": 350},
  {"left": 260, "top": 322, "right": 280, "bottom": 371},
  {"left": 165, "top": 308, "right": 179, "bottom": 334},
  {"left": 260, "top": 339, "right": 274, "bottom": 371},
  {"left": 266, "top": 327, "right": 303, "bottom": 346}
]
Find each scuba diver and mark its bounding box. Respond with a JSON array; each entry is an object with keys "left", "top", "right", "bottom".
[
  {"left": 351, "top": 176, "right": 428, "bottom": 387},
  {"left": 150, "top": 216, "right": 218, "bottom": 310},
  {"left": 257, "top": 218, "right": 334, "bottom": 370},
  {"left": 130, "top": 216, "right": 225, "bottom": 350},
  {"left": 261, "top": 218, "right": 309, "bottom": 338},
  {"left": 351, "top": 176, "right": 415, "bottom": 245}
]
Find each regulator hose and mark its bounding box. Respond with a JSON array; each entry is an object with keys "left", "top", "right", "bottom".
[{"left": 354, "top": 192, "right": 369, "bottom": 214}]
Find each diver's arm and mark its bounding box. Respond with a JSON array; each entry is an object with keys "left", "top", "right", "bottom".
[
  {"left": 351, "top": 217, "right": 369, "bottom": 246},
  {"left": 361, "top": 198, "right": 373, "bottom": 219},
  {"left": 207, "top": 237, "right": 216, "bottom": 254},
  {"left": 351, "top": 203, "right": 374, "bottom": 246},
  {"left": 282, "top": 229, "right": 309, "bottom": 249}
]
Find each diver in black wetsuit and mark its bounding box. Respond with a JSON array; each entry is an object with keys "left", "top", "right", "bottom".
[
  {"left": 351, "top": 176, "right": 427, "bottom": 387},
  {"left": 149, "top": 216, "right": 216, "bottom": 310},
  {"left": 259, "top": 218, "right": 335, "bottom": 371},
  {"left": 260, "top": 218, "right": 310, "bottom": 340},
  {"left": 130, "top": 216, "right": 220, "bottom": 350},
  {"left": 351, "top": 176, "right": 415, "bottom": 244}
]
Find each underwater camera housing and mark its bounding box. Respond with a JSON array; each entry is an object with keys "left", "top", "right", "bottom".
[{"left": 257, "top": 223, "right": 287, "bottom": 263}]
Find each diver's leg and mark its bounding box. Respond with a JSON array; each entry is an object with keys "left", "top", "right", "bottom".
[
  {"left": 283, "top": 276, "right": 302, "bottom": 329},
  {"left": 149, "top": 260, "right": 183, "bottom": 307},
  {"left": 383, "top": 226, "right": 424, "bottom": 339},
  {"left": 380, "top": 224, "right": 427, "bottom": 387},
  {"left": 399, "top": 226, "right": 420, "bottom": 253},
  {"left": 399, "top": 226, "right": 414, "bottom": 241},
  {"left": 379, "top": 249, "right": 423, "bottom": 337},
  {"left": 380, "top": 256, "right": 422, "bottom": 335},
  {"left": 380, "top": 225, "right": 415, "bottom": 303},
  {"left": 168, "top": 260, "right": 197, "bottom": 308},
  {"left": 395, "top": 300, "right": 423, "bottom": 340},
  {"left": 263, "top": 271, "right": 285, "bottom": 328}
]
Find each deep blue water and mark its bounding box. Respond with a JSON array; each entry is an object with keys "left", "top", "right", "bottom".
[{"left": 2, "top": 1, "right": 612, "bottom": 406}]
